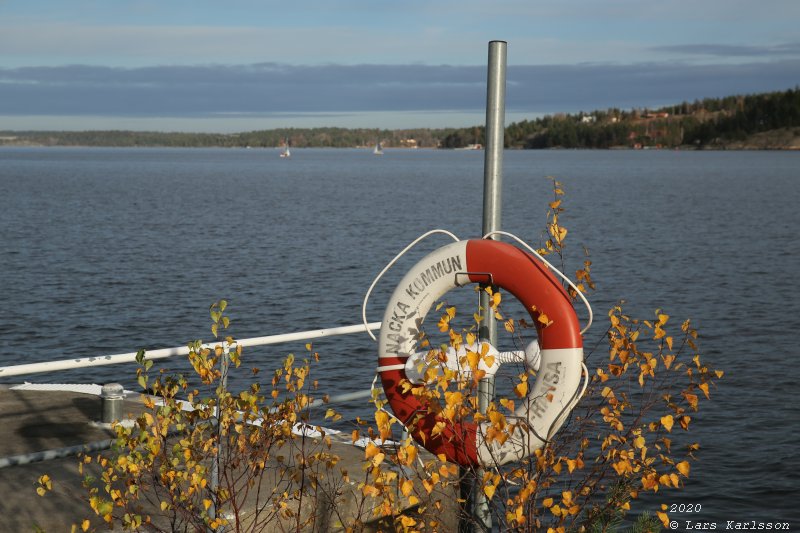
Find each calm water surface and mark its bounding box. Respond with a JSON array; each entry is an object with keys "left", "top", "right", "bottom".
[{"left": 1, "top": 147, "right": 798, "bottom": 526}]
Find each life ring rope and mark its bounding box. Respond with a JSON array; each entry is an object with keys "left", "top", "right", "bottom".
[
  {"left": 363, "top": 229, "right": 593, "bottom": 343},
  {"left": 362, "top": 229, "right": 460, "bottom": 342},
  {"left": 483, "top": 229, "right": 593, "bottom": 334}
]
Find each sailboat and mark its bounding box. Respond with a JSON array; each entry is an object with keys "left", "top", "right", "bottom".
[
  {"left": 280, "top": 138, "right": 291, "bottom": 158},
  {"left": 373, "top": 141, "right": 383, "bottom": 155}
]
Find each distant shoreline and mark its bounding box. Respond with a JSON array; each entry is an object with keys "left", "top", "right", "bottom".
[
  {"left": 1, "top": 140, "right": 798, "bottom": 151},
  {"left": 2, "top": 88, "right": 799, "bottom": 151}
]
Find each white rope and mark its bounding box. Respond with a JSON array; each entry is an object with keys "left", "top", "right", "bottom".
[
  {"left": 547, "top": 361, "right": 590, "bottom": 440},
  {"left": 361, "top": 229, "right": 460, "bottom": 341},
  {"left": 482, "top": 230, "right": 593, "bottom": 335}
]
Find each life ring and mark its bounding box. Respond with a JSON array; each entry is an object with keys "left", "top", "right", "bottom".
[{"left": 377, "top": 239, "right": 583, "bottom": 467}]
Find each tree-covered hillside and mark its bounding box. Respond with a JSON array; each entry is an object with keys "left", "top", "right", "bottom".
[
  {"left": 2, "top": 88, "right": 798, "bottom": 149},
  {"left": 496, "top": 87, "right": 800, "bottom": 149}
]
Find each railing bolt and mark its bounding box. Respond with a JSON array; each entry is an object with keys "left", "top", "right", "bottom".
[{"left": 101, "top": 383, "right": 125, "bottom": 423}]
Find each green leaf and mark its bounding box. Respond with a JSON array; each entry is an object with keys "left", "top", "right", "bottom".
[{"left": 135, "top": 349, "right": 146, "bottom": 364}]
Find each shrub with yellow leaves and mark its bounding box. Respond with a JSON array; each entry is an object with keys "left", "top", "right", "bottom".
[
  {"left": 356, "top": 180, "right": 721, "bottom": 532},
  {"left": 35, "top": 180, "right": 720, "bottom": 533},
  {"left": 37, "top": 300, "right": 353, "bottom": 532}
]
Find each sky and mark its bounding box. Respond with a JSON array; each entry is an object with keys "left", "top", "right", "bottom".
[{"left": 1, "top": 0, "right": 798, "bottom": 132}]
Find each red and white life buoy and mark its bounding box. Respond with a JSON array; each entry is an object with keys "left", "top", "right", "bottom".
[{"left": 377, "top": 239, "right": 584, "bottom": 467}]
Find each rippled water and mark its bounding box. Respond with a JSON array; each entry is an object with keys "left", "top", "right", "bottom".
[{"left": 1, "top": 147, "right": 798, "bottom": 526}]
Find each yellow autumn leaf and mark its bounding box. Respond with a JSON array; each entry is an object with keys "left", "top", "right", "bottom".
[
  {"left": 365, "top": 442, "right": 380, "bottom": 459},
  {"left": 401, "top": 479, "right": 414, "bottom": 497},
  {"left": 500, "top": 398, "right": 515, "bottom": 411},
  {"left": 375, "top": 410, "right": 389, "bottom": 429},
  {"left": 566, "top": 458, "right": 577, "bottom": 473},
  {"left": 491, "top": 292, "right": 501, "bottom": 308},
  {"left": 661, "top": 414, "right": 674, "bottom": 432},
  {"left": 81, "top": 519, "right": 91, "bottom": 532},
  {"left": 465, "top": 350, "right": 480, "bottom": 370},
  {"left": 542, "top": 497, "right": 554, "bottom": 508},
  {"left": 362, "top": 484, "right": 380, "bottom": 498},
  {"left": 698, "top": 382, "right": 710, "bottom": 399},
  {"left": 400, "top": 515, "right": 416, "bottom": 528},
  {"left": 676, "top": 460, "right": 691, "bottom": 477},
  {"left": 483, "top": 484, "right": 496, "bottom": 500},
  {"left": 684, "top": 392, "right": 699, "bottom": 410},
  {"left": 657, "top": 511, "right": 670, "bottom": 528},
  {"left": 514, "top": 381, "right": 528, "bottom": 398}
]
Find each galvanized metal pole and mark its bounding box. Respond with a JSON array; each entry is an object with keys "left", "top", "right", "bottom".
[
  {"left": 480, "top": 39, "right": 507, "bottom": 374},
  {"left": 463, "top": 39, "right": 506, "bottom": 533}
]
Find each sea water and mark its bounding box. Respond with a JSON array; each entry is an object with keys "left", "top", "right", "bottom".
[{"left": 1, "top": 146, "right": 798, "bottom": 526}]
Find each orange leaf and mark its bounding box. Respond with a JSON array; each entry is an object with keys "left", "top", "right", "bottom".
[
  {"left": 365, "top": 442, "right": 380, "bottom": 459},
  {"left": 676, "top": 461, "right": 691, "bottom": 477},
  {"left": 661, "top": 415, "right": 674, "bottom": 432}
]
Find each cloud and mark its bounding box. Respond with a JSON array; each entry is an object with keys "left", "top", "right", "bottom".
[
  {"left": 651, "top": 42, "right": 800, "bottom": 58},
  {"left": 1, "top": 59, "right": 797, "bottom": 127}
]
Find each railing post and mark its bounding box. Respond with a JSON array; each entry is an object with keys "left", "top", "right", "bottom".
[{"left": 209, "top": 342, "right": 230, "bottom": 532}]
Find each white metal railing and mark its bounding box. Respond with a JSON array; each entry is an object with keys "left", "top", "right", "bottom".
[
  {"left": 0, "top": 322, "right": 386, "bottom": 470},
  {"left": 0, "top": 322, "right": 382, "bottom": 379}
]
